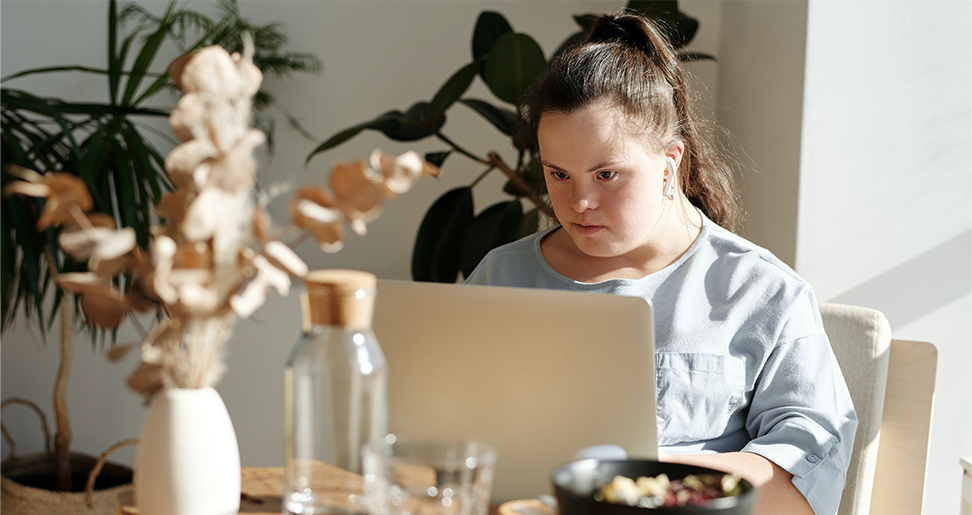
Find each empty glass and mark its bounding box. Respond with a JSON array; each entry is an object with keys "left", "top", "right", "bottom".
[{"left": 362, "top": 435, "right": 497, "bottom": 515}]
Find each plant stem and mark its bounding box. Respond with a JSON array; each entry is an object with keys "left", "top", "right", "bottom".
[
  {"left": 469, "top": 166, "right": 495, "bottom": 189},
  {"left": 54, "top": 292, "right": 72, "bottom": 491},
  {"left": 487, "top": 152, "right": 556, "bottom": 219},
  {"left": 43, "top": 247, "right": 72, "bottom": 490},
  {"left": 435, "top": 133, "right": 489, "bottom": 165}
]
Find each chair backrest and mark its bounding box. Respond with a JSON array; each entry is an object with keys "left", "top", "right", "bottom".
[{"left": 819, "top": 303, "right": 937, "bottom": 515}]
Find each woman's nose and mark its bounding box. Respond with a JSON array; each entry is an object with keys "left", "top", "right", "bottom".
[{"left": 569, "top": 184, "right": 596, "bottom": 212}]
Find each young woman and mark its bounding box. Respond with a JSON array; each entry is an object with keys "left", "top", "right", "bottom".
[{"left": 464, "top": 13, "right": 857, "bottom": 515}]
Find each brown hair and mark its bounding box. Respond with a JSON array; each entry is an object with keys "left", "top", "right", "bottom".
[{"left": 525, "top": 12, "right": 740, "bottom": 231}]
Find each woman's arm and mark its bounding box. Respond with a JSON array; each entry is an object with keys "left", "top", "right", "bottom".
[{"left": 658, "top": 450, "right": 814, "bottom": 515}]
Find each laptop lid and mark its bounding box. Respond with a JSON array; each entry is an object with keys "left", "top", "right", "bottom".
[{"left": 372, "top": 280, "right": 658, "bottom": 503}]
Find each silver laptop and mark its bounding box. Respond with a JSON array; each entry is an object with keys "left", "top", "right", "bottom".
[{"left": 372, "top": 280, "right": 658, "bottom": 503}]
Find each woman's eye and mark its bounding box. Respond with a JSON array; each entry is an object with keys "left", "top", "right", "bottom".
[
  {"left": 597, "top": 170, "right": 617, "bottom": 180},
  {"left": 550, "top": 171, "right": 569, "bottom": 180}
]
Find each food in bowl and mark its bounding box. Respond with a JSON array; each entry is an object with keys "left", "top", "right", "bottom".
[
  {"left": 596, "top": 473, "right": 743, "bottom": 508},
  {"left": 552, "top": 459, "right": 756, "bottom": 514}
]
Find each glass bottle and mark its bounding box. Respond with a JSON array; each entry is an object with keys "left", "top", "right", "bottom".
[{"left": 284, "top": 269, "right": 388, "bottom": 515}]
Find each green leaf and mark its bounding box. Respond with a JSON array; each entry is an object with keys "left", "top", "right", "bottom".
[
  {"left": 392, "top": 101, "right": 441, "bottom": 140},
  {"left": 674, "top": 11, "right": 699, "bottom": 48},
  {"left": 483, "top": 33, "right": 546, "bottom": 105},
  {"left": 111, "top": 140, "right": 141, "bottom": 236},
  {"left": 412, "top": 187, "right": 474, "bottom": 283},
  {"left": 459, "top": 98, "right": 517, "bottom": 136},
  {"left": 572, "top": 14, "right": 598, "bottom": 32},
  {"left": 627, "top": 0, "right": 679, "bottom": 27},
  {"left": 472, "top": 11, "right": 514, "bottom": 61},
  {"left": 424, "top": 151, "right": 452, "bottom": 168},
  {"left": 121, "top": 1, "right": 175, "bottom": 106},
  {"left": 108, "top": 0, "right": 120, "bottom": 105},
  {"left": 429, "top": 60, "right": 483, "bottom": 125},
  {"left": 305, "top": 111, "right": 401, "bottom": 165},
  {"left": 679, "top": 51, "right": 716, "bottom": 63},
  {"left": 458, "top": 200, "right": 523, "bottom": 278}
]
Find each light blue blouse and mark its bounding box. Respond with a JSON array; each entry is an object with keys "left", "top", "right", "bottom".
[{"left": 464, "top": 215, "right": 858, "bottom": 515}]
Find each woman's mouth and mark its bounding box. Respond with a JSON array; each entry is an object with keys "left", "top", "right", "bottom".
[{"left": 572, "top": 223, "right": 604, "bottom": 235}]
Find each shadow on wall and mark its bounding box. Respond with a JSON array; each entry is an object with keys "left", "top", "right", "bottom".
[{"left": 829, "top": 230, "right": 972, "bottom": 329}]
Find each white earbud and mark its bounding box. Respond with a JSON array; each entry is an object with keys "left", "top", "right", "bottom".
[{"left": 663, "top": 157, "right": 677, "bottom": 200}]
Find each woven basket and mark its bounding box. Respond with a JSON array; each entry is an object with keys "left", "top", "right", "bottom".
[
  {"left": 1, "top": 451, "right": 133, "bottom": 515},
  {"left": 1, "top": 398, "right": 136, "bottom": 514}
]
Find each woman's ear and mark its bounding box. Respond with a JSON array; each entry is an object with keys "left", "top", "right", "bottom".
[{"left": 667, "top": 140, "right": 685, "bottom": 170}]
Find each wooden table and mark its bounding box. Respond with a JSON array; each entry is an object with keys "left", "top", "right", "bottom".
[
  {"left": 118, "top": 467, "right": 289, "bottom": 514},
  {"left": 117, "top": 467, "right": 513, "bottom": 515}
]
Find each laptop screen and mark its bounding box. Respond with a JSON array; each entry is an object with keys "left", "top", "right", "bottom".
[{"left": 373, "top": 280, "right": 658, "bottom": 502}]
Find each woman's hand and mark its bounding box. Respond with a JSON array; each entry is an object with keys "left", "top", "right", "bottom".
[{"left": 657, "top": 450, "right": 814, "bottom": 515}]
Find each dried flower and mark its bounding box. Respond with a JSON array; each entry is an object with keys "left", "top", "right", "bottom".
[{"left": 5, "top": 42, "right": 438, "bottom": 401}]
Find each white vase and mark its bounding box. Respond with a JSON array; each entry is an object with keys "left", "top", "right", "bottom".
[{"left": 135, "top": 387, "right": 241, "bottom": 515}]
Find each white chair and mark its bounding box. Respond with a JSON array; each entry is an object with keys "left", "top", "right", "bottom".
[{"left": 820, "top": 303, "right": 937, "bottom": 515}]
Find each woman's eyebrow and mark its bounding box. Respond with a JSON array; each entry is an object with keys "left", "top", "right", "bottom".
[{"left": 540, "top": 160, "right": 625, "bottom": 174}]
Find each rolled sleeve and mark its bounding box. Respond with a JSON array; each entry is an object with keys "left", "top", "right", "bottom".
[
  {"left": 742, "top": 417, "right": 846, "bottom": 515},
  {"left": 743, "top": 332, "right": 858, "bottom": 515}
]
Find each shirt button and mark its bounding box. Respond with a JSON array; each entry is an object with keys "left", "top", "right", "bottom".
[{"left": 806, "top": 454, "right": 820, "bottom": 463}]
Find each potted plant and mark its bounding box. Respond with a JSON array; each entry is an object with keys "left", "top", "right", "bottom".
[
  {"left": 306, "top": 0, "right": 712, "bottom": 283},
  {"left": 0, "top": 0, "right": 319, "bottom": 511}
]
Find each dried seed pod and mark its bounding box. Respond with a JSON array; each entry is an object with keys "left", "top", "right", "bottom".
[
  {"left": 263, "top": 240, "right": 308, "bottom": 278},
  {"left": 182, "top": 188, "right": 236, "bottom": 242},
  {"left": 37, "top": 173, "right": 94, "bottom": 229},
  {"left": 290, "top": 186, "right": 345, "bottom": 250},
  {"left": 330, "top": 159, "right": 383, "bottom": 217},
  {"left": 80, "top": 287, "right": 129, "bottom": 329},
  {"left": 155, "top": 190, "right": 193, "bottom": 228},
  {"left": 57, "top": 272, "right": 110, "bottom": 295},
  {"left": 206, "top": 147, "right": 257, "bottom": 195},
  {"left": 88, "top": 227, "right": 137, "bottom": 277},
  {"left": 371, "top": 149, "right": 428, "bottom": 196},
  {"left": 169, "top": 93, "right": 208, "bottom": 142},
  {"left": 233, "top": 53, "right": 263, "bottom": 99},
  {"left": 177, "top": 45, "right": 242, "bottom": 98},
  {"left": 164, "top": 139, "right": 219, "bottom": 189}
]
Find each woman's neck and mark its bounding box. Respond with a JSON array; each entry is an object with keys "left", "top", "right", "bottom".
[{"left": 542, "top": 196, "right": 703, "bottom": 283}]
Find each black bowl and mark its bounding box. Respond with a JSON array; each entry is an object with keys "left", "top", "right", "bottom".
[{"left": 551, "top": 459, "right": 756, "bottom": 515}]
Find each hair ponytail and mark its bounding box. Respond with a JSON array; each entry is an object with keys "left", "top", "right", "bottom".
[{"left": 526, "top": 12, "right": 740, "bottom": 231}]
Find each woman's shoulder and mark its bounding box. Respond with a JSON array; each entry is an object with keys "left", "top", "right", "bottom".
[
  {"left": 701, "top": 221, "right": 806, "bottom": 286},
  {"left": 463, "top": 226, "right": 557, "bottom": 286}
]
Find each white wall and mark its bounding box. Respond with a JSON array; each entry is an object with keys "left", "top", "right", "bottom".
[
  {"left": 715, "top": 0, "right": 808, "bottom": 266},
  {"left": 797, "top": 1, "right": 972, "bottom": 513}
]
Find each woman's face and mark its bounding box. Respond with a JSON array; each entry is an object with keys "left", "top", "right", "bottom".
[{"left": 538, "top": 105, "right": 674, "bottom": 259}]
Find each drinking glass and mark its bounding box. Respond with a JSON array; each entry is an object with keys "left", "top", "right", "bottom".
[{"left": 362, "top": 435, "right": 496, "bottom": 515}]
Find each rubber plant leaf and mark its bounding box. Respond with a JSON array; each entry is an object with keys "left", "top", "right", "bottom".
[
  {"left": 472, "top": 11, "right": 514, "bottom": 62},
  {"left": 429, "top": 60, "right": 484, "bottom": 125},
  {"left": 459, "top": 98, "right": 517, "bottom": 136},
  {"left": 305, "top": 111, "right": 402, "bottom": 165},
  {"left": 679, "top": 52, "right": 716, "bottom": 63},
  {"left": 392, "top": 101, "right": 443, "bottom": 141},
  {"left": 572, "top": 14, "right": 598, "bottom": 32},
  {"left": 483, "top": 33, "right": 546, "bottom": 106},
  {"left": 412, "top": 186, "right": 474, "bottom": 283},
  {"left": 458, "top": 199, "right": 523, "bottom": 279},
  {"left": 424, "top": 151, "right": 452, "bottom": 169}
]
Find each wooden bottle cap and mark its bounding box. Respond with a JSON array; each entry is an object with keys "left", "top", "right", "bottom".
[{"left": 302, "top": 269, "right": 377, "bottom": 329}]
